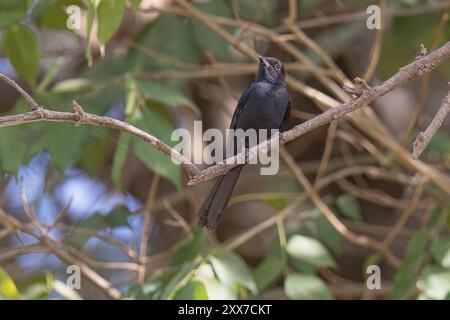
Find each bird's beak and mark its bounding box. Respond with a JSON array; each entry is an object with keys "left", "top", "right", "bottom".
[{"left": 258, "top": 56, "right": 271, "bottom": 68}]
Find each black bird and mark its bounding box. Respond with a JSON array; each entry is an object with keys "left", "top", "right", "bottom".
[{"left": 198, "top": 56, "right": 291, "bottom": 230}]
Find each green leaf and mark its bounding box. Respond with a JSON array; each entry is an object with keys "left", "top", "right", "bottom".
[
  {"left": 174, "top": 280, "right": 208, "bottom": 300},
  {"left": 336, "top": 194, "right": 361, "bottom": 220},
  {"left": 111, "top": 76, "right": 135, "bottom": 192},
  {"left": 420, "top": 265, "right": 450, "bottom": 300},
  {"left": 253, "top": 256, "right": 284, "bottom": 291},
  {"left": 190, "top": 0, "right": 234, "bottom": 61},
  {"left": 236, "top": 0, "right": 277, "bottom": 26},
  {"left": 52, "top": 280, "right": 82, "bottom": 300},
  {"left": 170, "top": 228, "right": 205, "bottom": 266},
  {"left": 18, "top": 273, "right": 54, "bottom": 300},
  {"left": 97, "top": 0, "right": 126, "bottom": 46},
  {"left": 85, "top": 0, "right": 99, "bottom": 66},
  {"left": 161, "top": 257, "right": 203, "bottom": 300},
  {"left": 195, "top": 263, "right": 237, "bottom": 299},
  {"left": 31, "top": 0, "right": 76, "bottom": 30},
  {"left": 0, "top": 0, "right": 27, "bottom": 27},
  {"left": 52, "top": 78, "right": 94, "bottom": 93},
  {"left": 2, "top": 24, "right": 40, "bottom": 86},
  {"left": 68, "top": 206, "right": 131, "bottom": 248},
  {"left": 210, "top": 251, "right": 257, "bottom": 294},
  {"left": 124, "top": 271, "right": 174, "bottom": 299},
  {"left": 0, "top": 267, "right": 20, "bottom": 300},
  {"left": 130, "top": 106, "right": 181, "bottom": 189},
  {"left": 285, "top": 273, "right": 332, "bottom": 300},
  {"left": 426, "top": 131, "right": 450, "bottom": 160},
  {"left": 287, "top": 227, "right": 317, "bottom": 274},
  {"left": 37, "top": 57, "right": 65, "bottom": 92},
  {"left": 46, "top": 123, "right": 87, "bottom": 174},
  {"left": 136, "top": 14, "right": 199, "bottom": 68},
  {"left": 253, "top": 242, "right": 286, "bottom": 291},
  {"left": 389, "top": 229, "right": 429, "bottom": 299},
  {"left": 431, "top": 236, "right": 450, "bottom": 269},
  {"left": 111, "top": 133, "right": 131, "bottom": 192},
  {"left": 265, "top": 195, "right": 289, "bottom": 211},
  {"left": 130, "top": 0, "right": 142, "bottom": 10},
  {"left": 138, "top": 81, "right": 200, "bottom": 116},
  {"left": 286, "top": 234, "right": 336, "bottom": 268},
  {"left": 315, "top": 214, "right": 343, "bottom": 255},
  {"left": 0, "top": 126, "right": 28, "bottom": 174},
  {"left": 78, "top": 135, "right": 111, "bottom": 176}
]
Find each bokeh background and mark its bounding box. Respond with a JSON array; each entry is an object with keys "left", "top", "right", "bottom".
[{"left": 0, "top": 0, "right": 450, "bottom": 300}]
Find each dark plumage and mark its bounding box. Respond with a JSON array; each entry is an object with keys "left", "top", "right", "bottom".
[{"left": 198, "top": 56, "right": 291, "bottom": 230}]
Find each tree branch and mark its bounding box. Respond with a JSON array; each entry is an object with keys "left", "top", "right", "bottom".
[
  {"left": 1, "top": 41, "right": 450, "bottom": 195},
  {"left": 412, "top": 86, "right": 450, "bottom": 159},
  {"left": 188, "top": 41, "right": 450, "bottom": 187},
  {"left": 0, "top": 77, "right": 199, "bottom": 178}
]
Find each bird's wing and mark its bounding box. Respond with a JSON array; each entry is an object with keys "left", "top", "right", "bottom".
[
  {"left": 229, "top": 83, "right": 255, "bottom": 130},
  {"left": 283, "top": 98, "right": 291, "bottom": 123}
]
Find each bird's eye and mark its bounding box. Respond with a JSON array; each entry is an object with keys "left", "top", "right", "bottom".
[{"left": 275, "top": 64, "right": 281, "bottom": 70}]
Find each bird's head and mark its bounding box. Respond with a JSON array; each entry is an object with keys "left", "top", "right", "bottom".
[{"left": 257, "top": 56, "right": 285, "bottom": 84}]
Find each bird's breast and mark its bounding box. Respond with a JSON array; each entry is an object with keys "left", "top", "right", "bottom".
[{"left": 236, "top": 83, "right": 288, "bottom": 131}]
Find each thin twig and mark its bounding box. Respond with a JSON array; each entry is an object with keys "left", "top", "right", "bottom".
[
  {"left": 314, "top": 120, "right": 337, "bottom": 185},
  {"left": 412, "top": 88, "right": 450, "bottom": 159},
  {"left": 0, "top": 74, "right": 39, "bottom": 110},
  {"left": 0, "top": 208, "right": 121, "bottom": 299},
  {"left": 280, "top": 148, "right": 401, "bottom": 267},
  {"left": 137, "top": 174, "right": 160, "bottom": 283}
]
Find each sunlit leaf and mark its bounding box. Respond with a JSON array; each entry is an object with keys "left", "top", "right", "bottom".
[
  {"left": 265, "top": 195, "right": 289, "bottom": 211},
  {"left": 195, "top": 264, "right": 237, "bottom": 300},
  {"left": 286, "top": 234, "right": 336, "bottom": 268},
  {"left": 210, "top": 251, "right": 257, "bottom": 294},
  {"left": 161, "top": 257, "right": 203, "bottom": 300},
  {"left": 52, "top": 280, "right": 82, "bottom": 300},
  {"left": 174, "top": 280, "right": 208, "bottom": 300},
  {"left": 18, "top": 273, "right": 54, "bottom": 300},
  {"left": 431, "top": 236, "right": 450, "bottom": 269},
  {"left": 420, "top": 265, "right": 450, "bottom": 300},
  {"left": 52, "top": 78, "right": 94, "bottom": 93},
  {"left": 285, "top": 273, "right": 332, "bottom": 300},
  {"left": 0, "top": 267, "right": 20, "bottom": 300}
]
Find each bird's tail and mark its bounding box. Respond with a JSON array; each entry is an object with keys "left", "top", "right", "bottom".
[{"left": 197, "top": 165, "right": 243, "bottom": 230}]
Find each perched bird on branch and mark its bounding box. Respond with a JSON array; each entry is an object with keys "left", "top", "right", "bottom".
[{"left": 198, "top": 56, "right": 291, "bottom": 230}]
